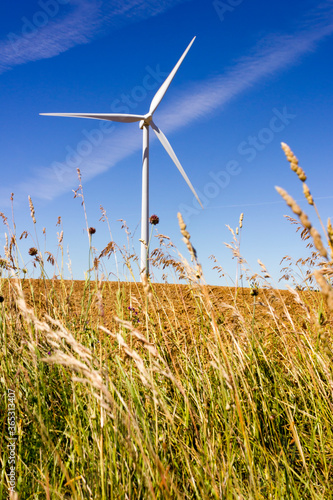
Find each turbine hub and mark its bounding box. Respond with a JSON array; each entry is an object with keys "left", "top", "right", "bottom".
[{"left": 139, "top": 114, "right": 152, "bottom": 129}]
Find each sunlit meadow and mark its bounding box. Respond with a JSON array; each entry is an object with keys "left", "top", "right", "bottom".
[{"left": 1, "top": 145, "right": 333, "bottom": 499}]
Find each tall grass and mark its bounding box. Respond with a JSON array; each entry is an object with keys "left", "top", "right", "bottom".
[{"left": 1, "top": 148, "right": 333, "bottom": 499}]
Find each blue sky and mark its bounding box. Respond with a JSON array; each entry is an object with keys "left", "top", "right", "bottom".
[{"left": 0, "top": 0, "right": 332, "bottom": 285}]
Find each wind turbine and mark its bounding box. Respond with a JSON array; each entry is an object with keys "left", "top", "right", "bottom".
[{"left": 41, "top": 36, "right": 202, "bottom": 277}]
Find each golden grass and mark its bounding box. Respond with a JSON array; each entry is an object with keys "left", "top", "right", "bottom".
[{"left": 1, "top": 144, "right": 333, "bottom": 498}]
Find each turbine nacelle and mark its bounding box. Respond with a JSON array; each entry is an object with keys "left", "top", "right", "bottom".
[{"left": 139, "top": 114, "right": 153, "bottom": 129}]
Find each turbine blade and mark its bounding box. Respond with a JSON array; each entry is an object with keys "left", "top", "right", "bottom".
[
  {"left": 149, "top": 37, "right": 196, "bottom": 115},
  {"left": 151, "top": 120, "right": 202, "bottom": 208},
  {"left": 40, "top": 112, "right": 145, "bottom": 123}
]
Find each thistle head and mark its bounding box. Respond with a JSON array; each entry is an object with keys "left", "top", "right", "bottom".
[{"left": 149, "top": 214, "right": 159, "bottom": 226}]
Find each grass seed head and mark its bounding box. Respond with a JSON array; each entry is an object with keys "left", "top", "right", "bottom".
[
  {"left": 57, "top": 230, "right": 63, "bottom": 244},
  {"left": 0, "top": 258, "right": 8, "bottom": 269},
  {"left": 281, "top": 142, "right": 307, "bottom": 182},
  {"left": 303, "top": 183, "right": 314, "bottom": 205},
  {"left": 328, "top": 218, "right": 333, "bottom": 239},
  {"left": 0, "top": 212, "right": 9, "bottom": 227},
  {"left": 99, "top": 241, "right": 115, "bottom": 259},
  {"left": 177, "top": 212, "right": 197, "bottom": 261},
  {"left": 275, "top": 186, "right": 302, "bottom": 216},
  {"left": 276, "top": 186, "right": 327, "bottom": 259},
  {"left": 299, "top": 212, "right": 311, "bottom": 230},
  {"left": 28, "top": 196, "right": 36, "bottom": 224},
  {"left": 309, "top": 227, "right": 328, "bottom": 259},
  {"left": 327, "top": 218, "right": 333, "bottom": 258}
]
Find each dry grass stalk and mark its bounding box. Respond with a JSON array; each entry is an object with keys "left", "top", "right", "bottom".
[
  {"left": 309, "top": 227, "right": 327, "bottom": 259},
  {"left": 98, "top": 241, "right": 115, "bottom": 259},
  {"left": 258, "top": 259, "right": 271, "bottom": 279},
  {"left": 57, "top": 230, "right": 63, "bottom": 244},
  {"left": 100, "top": 323, "right": 162, "bottom": 393},
  {"left": 0, "top": 211, "right": 9, "bottom": 227},
  {"left": 282, "top": 143, "right": 330, "bottom": 242},
  {"left": 285, "top": 285, "right": 311, "bottom": 321},
  {"left": 113, "top": 317, "right": 159, "bottom": 357},
  {"left": 4, "top": 233, "right": 9, "bottom": 260},
  {"left": 141, "top": 272, "right": 152, "bottom": 300},
  {"left": 96, "top": 283, "right": 105, "bottom": 319},
  {"left": 327, "top": 218, "right": 333, "bottom": 258},
  {"left": 150, "top": 247, "right": 186, "bottom": 278},
  {"left": 177, "top": 212, "right": 202, "bottom": 281},
  {"left": 11, "top": 279, "right": 114, "bottom": 415},
  {"left": 313, "top": 270, "right": 333, "bottom": 312},
  {"left": 0, "top": 256, "right": 8, "bottom": 269},
  {"left": 328, "top": 218, "right": 333, "bottom": 241},
  {"left": 275, "top": 186, "right": 327, "bottom": 259},
  {"left": 177, "top": 212, "right": 197, "bottom": 262}
]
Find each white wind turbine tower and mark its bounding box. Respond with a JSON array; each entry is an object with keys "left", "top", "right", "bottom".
[{"left": 41, "top": 37, "right": 202, "bottom": 278}]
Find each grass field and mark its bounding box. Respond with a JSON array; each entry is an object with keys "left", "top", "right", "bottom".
[{"left": 1, "top": 144, "right": 333, "bottom": 499}]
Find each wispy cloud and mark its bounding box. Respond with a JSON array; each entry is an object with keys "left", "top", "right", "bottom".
[
  {"left": 159, "top": 3, "right": 333, "bottom": 132},
  {"left": 17, "top": 127, "right": 142, "bottom": 201},
  {"left": 2, "top": 2, "right": 333, "bottom": 205},
  {"left": 0, "top": 0, "right": 189, "bottom": 74}
]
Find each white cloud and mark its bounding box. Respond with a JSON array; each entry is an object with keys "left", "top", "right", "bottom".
[
  {"left": 18, "top": 127, "right": 142, "bottom": 201},
  {"left": 0, "top": 0, "right": 189, "bottom": 74},
  {"left": 0, "top": 1, "right": 99, "bottom": 74},
  {"left": 159, "top": 10, "right": 333, "bottom": 132}
]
